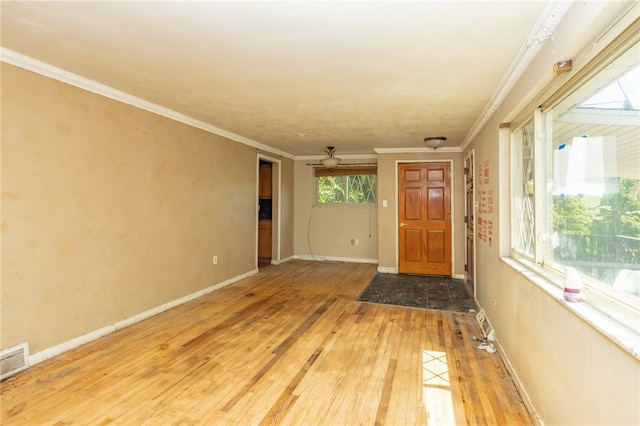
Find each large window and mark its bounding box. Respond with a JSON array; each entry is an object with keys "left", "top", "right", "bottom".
[
  {"left": 511, "top": 36, "right": 640, "bottom": 327},
  {"left": 315, "top": 166, "right": 377, "bottom": 204}
]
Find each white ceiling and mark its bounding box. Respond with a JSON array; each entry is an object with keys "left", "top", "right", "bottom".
[{"left": 1, "top": 1, "right": 554, "bottom": 157}]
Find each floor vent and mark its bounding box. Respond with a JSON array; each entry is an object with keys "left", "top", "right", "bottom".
[
  {"left": 475, "top": 309, "right": 493, "bottom": 338},
  {"left": 1, "top": 342, "right": 30, "bottom": 381}
]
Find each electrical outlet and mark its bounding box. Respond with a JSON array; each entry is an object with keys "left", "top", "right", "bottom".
[
  {"left": 339, "top": 238, "right": 344, "bottom": 245},
  {"left": 355, "top": 239, "right": 359, "bottom": 245},
  {"left": 493, "top": 298, "right": 497, "bottom": 306},
  {"left": 213, "top": 256, "right": 218, "bottom": 265}
]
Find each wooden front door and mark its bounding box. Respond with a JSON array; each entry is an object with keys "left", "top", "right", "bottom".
[{"left": 398, "top": 162, "right": 452, "bottom": 275}]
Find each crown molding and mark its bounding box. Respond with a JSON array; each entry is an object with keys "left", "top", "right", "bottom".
[
  {"left": 0, "top": 48, "right": 295, "bottom": 160},
  {"left": 460, "top": 0, "right": 573, "bottom": 150},
  {"left": 374, "top": 147, "right": 462, "bottom": 154}
]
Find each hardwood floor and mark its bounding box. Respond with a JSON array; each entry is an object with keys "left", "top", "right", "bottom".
[{"left": 1, "top": 260, "right": 531, "bottom": 425}]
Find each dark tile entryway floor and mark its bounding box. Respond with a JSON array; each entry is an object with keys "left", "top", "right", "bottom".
[{"left": 357, "top": 273, "right": 476, "bottom": 313}]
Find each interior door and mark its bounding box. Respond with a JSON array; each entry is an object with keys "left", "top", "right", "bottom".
[
  {"left": 398, "top": 162, "right": 452, "bottom": 275},
  {"left": 465, "top": 154, "right": 475, "bottom": 290}
]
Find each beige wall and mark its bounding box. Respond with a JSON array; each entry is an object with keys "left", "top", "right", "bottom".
[
  {"left": 255, "top": 155, "right": 295, "bottom": 263},
  {"left": 293, "top": 160, "right": 378, "bottom": 261},
  {"left": 1, "top": 64, "right": 294, "bottom": 354},
  {"left": 278, "top": 159, "right": 295, "bottom": 261},
  {"left": 465, "top": 2, "right": 640, "bottom": 424},
  {"left": 376, "top": 152, "right": 466, "bottom": 275}
]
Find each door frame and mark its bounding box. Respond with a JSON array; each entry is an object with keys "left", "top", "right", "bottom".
[
  {"left": 464, "top": 150, "right": 476, "bottom": 297},
  {"left": 256, "top": 154, "right": 281, "bottom": 267},
  {"left": 394, "top": 159, "right": 460, "bottom": 277}
]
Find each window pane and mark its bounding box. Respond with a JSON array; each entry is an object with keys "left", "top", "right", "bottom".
[
  {"left": 512, "top": 119, "right": 536, "bottom": 257},
  {"left": 544, "top": 40, "right": 640, "bottom": 303},
  {"left": 316, "top": 173, "right": 377, "bottom": 204},
  {"left": 347, "top": 175, "right": 377, "bottom": 203},
  {"left": 317, "top": 176, "right": 346, "bottom": 203}
]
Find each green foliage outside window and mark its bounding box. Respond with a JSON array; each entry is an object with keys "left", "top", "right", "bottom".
[
  {"left": 591, "top": 179, "right": 640, "bottom": 238},
  {"left": 317, "top": 176, "right": 346, "bottom": 203},
  {"left": 552, "top": 178, "right": 640, "bottom": 284},
  {"left": 552, "top": 196, "right": 594, "bottom": 235},
  {"left": 553, "top": 178, "right": 640, "bottom": 238},
  {"left": 317, "top": 175, "right": 377, "bottom": 204}
]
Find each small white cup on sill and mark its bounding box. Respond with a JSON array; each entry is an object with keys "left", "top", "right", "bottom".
[{"left": 563, "top": 267, "right": 584, "bottom": 303}]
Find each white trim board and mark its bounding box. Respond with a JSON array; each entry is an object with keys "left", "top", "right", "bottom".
[
  {"left": 29, "top": 269, "right": 258, "bottom": 366},
  {"left": 271, "top": 255, "right": 295, "bottom": 265},
  {"left": 377, "top": 268, "right": 462, "bottom": 278},
  {"left": 0, "top": 48, "right": 294, "bottom": 160},
  {"left": 294, "top": 254, "right": 378, "bottom": 264},
  {"left": 494, "top": 336, "right": 543, "bottom": 425}
]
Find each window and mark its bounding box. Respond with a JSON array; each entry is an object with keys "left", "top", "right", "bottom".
[
  {"left": 512, "top": 118, "right": 536, "bottom": 258},
  {"left": 511, "top": 35, "right": 640, "bottom": 329},
  {"left": 315, "top": 166, "right": 377, "bottom": 204}
]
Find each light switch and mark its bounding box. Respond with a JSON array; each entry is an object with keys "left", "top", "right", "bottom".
[{"left": 382, "top": 199, "right": 388, "bottom": 207}]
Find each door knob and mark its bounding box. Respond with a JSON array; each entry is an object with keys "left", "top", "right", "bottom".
[{"left": 399, "top": 222, "right": 407, "bottom": 227}]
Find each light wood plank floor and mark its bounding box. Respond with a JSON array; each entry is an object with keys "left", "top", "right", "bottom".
[{"left": 1, "top": 260, "right": 532, "bottom": 425}]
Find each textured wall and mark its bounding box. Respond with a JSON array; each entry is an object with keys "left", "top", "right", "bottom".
[
  {"left": 1, "top": 64, "right": 276, "bottom": 353},
  {"left": 293, "top": 161, "right": 378, "bottom": 261}
]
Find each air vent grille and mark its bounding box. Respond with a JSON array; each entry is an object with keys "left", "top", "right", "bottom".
[
  {"left": 1, "top": 342, "right": 30, "bottom": 380},
  {"left": 475, "top": 309, "right": 493, "bottom": 338}
]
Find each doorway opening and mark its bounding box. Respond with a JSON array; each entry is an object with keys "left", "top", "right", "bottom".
[{"left": 257, "top": 155, "right": 281, "bottom": 269}]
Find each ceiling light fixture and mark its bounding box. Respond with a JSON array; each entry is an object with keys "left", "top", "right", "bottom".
[
  {"left": 320, "top": 146, "right": 341, "bottom": 169},
  {"left": 424, "top": 136, "right": 447, "bottom": 149}
]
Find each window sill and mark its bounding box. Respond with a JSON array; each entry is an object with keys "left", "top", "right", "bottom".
[{"left": 501, "top": 256, "right": 640, "bottom": 360}]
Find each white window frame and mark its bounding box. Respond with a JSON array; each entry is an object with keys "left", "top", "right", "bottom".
[{"left": 507, "top": 26, "right": 640, "bottom": 357}]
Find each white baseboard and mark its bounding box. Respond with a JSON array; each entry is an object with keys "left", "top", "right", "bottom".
[
  {"left": 294, "top": 254, "right": 378, "bottom": 264},
  {"left": 29, "top": 268, "right": 259, "bottom": 366},
  {"left": 294, "top": 254, "right": 325, "bottom": 261},
  {"left": 471, "top": 305, "right": 539, "bottom": 423},
  {"left": 324, "top": 256, "right": 378, "bottom": 264},
  {"left": 474, "top": 302, "right": 540, "bottom": 425},
  {"left": 376, "top": 268, "right": 463, "bottom": 277},
  {"left": 493, "top": 337, "right": 544, "bottom": 425},
  {"left": 271, "top": 255, "right": 294, "bottom": 265}
]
